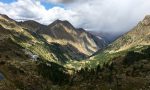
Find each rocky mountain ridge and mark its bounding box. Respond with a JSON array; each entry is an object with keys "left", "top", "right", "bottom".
[
  {"left": 19, "top": 18, "right": 107, "bottom": 56},
  {"left": 0, "top": 14, "right": 107, "bottom": 63},
  {"left": 0, "top": 14, "right": 150, "bottom": 90}
]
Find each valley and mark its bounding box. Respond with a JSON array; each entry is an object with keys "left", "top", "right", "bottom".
[{"left": 0, "top": 14, "right": 150, "bottom": 90}]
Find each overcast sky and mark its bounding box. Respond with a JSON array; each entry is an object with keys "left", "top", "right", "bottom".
[{"left": 0, "top": 0, "right": 150, "bottom": 35}]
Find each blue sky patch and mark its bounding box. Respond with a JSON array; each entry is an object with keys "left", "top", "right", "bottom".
[
  {"left": 0, "top": 0, "right": 16, "bottom": 4},
  {"left": 0, "top": 0, "right": 65, "bottom": 10},
  {"left": 41, "top": 1, "right": 65, "bottom": 10}
]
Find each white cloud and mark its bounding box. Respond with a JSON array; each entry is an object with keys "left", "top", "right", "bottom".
[
  {"left": 0, "top": 0, "right": 79, "bottom": 25},
  {"left": 68, "top": 0, "right": 150, "bottom": 34},
  {"left": 0, "top": 0, "right": 150, "bottom": 35},
  {"left": 0, "top": 0, "right": 45, "bottom": 19}
]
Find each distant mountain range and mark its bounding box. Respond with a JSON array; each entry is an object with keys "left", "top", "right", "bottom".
[
  {"left": 0, "top": 14, "right": 150, "bottom": 90},
  {"left": 89, "top": 31, "right": 119, "bottom": 43}
]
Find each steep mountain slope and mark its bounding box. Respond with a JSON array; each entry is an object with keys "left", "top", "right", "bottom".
[
  {"left": 108, "top": 15, "right": 150, "bottom": 52},
  {"left": 0, "top": 14, "right": 74, "bottom": 89},
  {"left": 64, "top": 15, "right": 150, "bottom": 69},
  {"left": 1, "top": 13, "right": 150, "bottom": 90},
  {"left": 19, "top": 19, "right": 106, "bottom": 56},
  {"left": 84, "top": 15, "right": 150, "bottom": 67},
  {"left": 0, "top": 14, "right": 108, "bottom": 64},
  {"left": 0, "top": 14, "right": 108, "bottom": 90},
  {"left": 64, "top": 15, "right": 150, "bottom": 90},
  {"left": 0, "top": 14, "right": 60, "bottom": 63}
]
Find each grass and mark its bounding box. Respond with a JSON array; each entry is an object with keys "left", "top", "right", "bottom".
[
  {"left": 65, "top": 45, "right": 150, "bottom": 72},
  {"left": 11, "top": 28, "right": 76, "bottom": 64}
]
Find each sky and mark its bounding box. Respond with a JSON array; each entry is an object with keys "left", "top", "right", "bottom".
[{"left": 0, "top": 0, "right": 150, "bottom": 35}]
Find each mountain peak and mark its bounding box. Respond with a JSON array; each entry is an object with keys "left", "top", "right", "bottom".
[
  {"left": 77, "top": 28, "right": 86, "bottom": 31},
  {"left": 22, "top": 20, "right": 40, "bottom": 24},
  {"left": 53, "top": 19, "right": 71, "bottom": 24},
  {"left": 141, "top": 15, "right": 150, "bottom": 26},
  {"left": 48, "top": 19, "right": 75, "bottom": 29},
  {"left": 19, "top": 20, "right": 43, "bottom": 27}
]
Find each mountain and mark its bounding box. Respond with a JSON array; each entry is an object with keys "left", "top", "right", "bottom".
[
  {"left": 89, "top": 31, "right": 120, "bottom": 43},
  {"left": 108, "top": 15, "right": 150, "bottom": 52},
  {"left": 0, "top": 14, "right": 107, "bottom": 89},
  {"left": 0, "top": 13, "right": 150, "bottom": 90},
  {"left": 64, "top": 15, "right": 150, "bottom": 89},
  {"left": 0, "top": 14, "right": 107, "bottom": 63},
  {"left": 67, "top": 15, "right": 150, "bottom": 68},
  {"left": 18, "top": 19, "right": 107, "bottom": 58}
]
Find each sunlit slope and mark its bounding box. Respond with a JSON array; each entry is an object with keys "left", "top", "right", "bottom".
[
  {"left": 65, "top": 15, "right": 150, "bottom": 70},
  {"left": 19, "top": 20, "right": 107, "bottom": 56},
  {"left": 108, "top": 15, "right": 150, "bottom": 52},
  {"left": 0, "top": 14, "right": 87, "bottom": 63},
  {"left": 0, "top": 14, "right": 71, "bottom": 90}
]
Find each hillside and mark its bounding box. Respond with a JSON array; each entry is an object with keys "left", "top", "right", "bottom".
[
  {"left": 0, "top": 13, "right": 150, "bottom": 90},
  {"left": 66, "top": 15, "right": 150, "bottom": 69},
  {"left": 64, "top": 15, "right": 150, "bottom": 90},
  {"left": 0, "top": 14, "right": 107, "bottom": 89},
  {"left": 108, "top": 15, "right": 150, "bottom": 52},
  {"left": 0, "top": 14, "right": 108, "bottom": 63},
  {"left": 19, "top": 19, "right": 107, "bottom": 57}
]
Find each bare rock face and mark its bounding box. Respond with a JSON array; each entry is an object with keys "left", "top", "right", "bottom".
[
  {"left": 0, "top": 14, "right": 107, "bottom": 63},
  {"left": 19, "top": 19, "right": 107, "bottom": 56}
]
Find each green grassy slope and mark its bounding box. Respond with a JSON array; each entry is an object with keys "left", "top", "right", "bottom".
[{"left": 0, "top": 14, "right": 150, "bottom": 90}]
